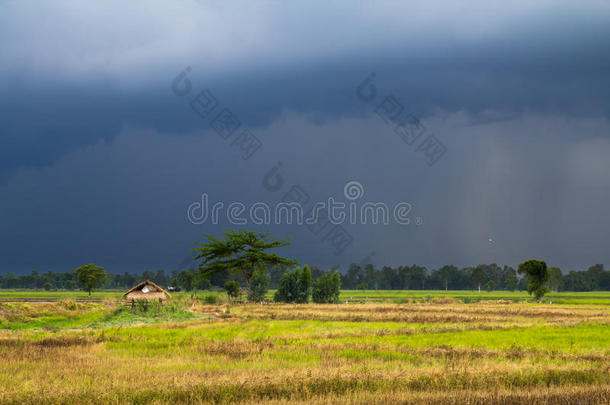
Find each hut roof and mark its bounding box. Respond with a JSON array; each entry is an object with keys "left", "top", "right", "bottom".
[{"left": 122, "top": 280, "right": 171, "bottom": 300}]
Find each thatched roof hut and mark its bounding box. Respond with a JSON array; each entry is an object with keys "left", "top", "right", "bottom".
[{"left": 122, "top": 280, "right": 171, "bottom": 301}]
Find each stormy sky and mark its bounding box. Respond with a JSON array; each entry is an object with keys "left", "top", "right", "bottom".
[{"left": 1, "top": 0, "right": 609, "bottom": 274}]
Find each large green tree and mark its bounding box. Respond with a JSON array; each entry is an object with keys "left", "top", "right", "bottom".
[
  {"left": 75, "top": 264, "right": 107, "bottom": 296},
  {"left": 518, "top": 259, "right": 550, "bottom": 300},
  {"left": 193, "top": 230, "right": 296, "bottom": 285}
]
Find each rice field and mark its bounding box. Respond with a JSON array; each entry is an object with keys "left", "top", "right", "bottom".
[
  {"left": 1, "top": 290, "right": 609, "bottom": 304},
  {"left": 0, "top": 293, "right": 609, "bottom": 404}
]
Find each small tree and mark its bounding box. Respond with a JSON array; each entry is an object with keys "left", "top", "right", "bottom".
[
  {"left": 518, "top": 259, "right": 550, "bottom": 300},
  {"left": 312, "top": 270, "right": 341, "bottom": 303},
  {"left": 75, "top": 264, "right": 107, "bottom": 296},
  {"left": 178, "top": 270, "right": 195, "bottom": 292},
  {"left": 224, "top": 281, "right": 240, "bottom": 300},
  {"left": 297, "top": 265, "right": 312, "bottom": 303},
  {"left": 274, "top": 269, "right": 299, "bottom": 303},
  {"left": 274, "top": 266, "right": 311, "bottom": 303},
  {"left": 248, "top": 268, "right": 270, "bottom": 302}
]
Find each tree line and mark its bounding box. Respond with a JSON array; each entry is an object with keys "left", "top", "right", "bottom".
[
  {"left": 1, "top": 262, "right": 609, "bottom": 292},
  {"left": 337, "top": 263, "right": 610, "bottom": 292},
  {"left": 0, "top": 269, "right": 199, "bottom": 291}
]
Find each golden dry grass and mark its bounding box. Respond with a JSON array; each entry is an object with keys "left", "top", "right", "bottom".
[{"left": 0, "top": 301, "right": 608, "bottom": 404}]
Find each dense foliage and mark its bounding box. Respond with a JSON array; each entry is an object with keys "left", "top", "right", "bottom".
[
  {"left": 248, "top": 268, "right": 269, "bottom": 302},
  {"left": 0, "top": 269, "right": 203, "bottom": 291},
  {"left": 518, "top": 259, "right": 550, "bottom": 299},
  {"left": 336, "top": 263, "right": 610, "bottom": 292},
  {"left": 1, "top": 263, "right": 609, "bottom": 292},
  {"left": 193, "top": 230, "right": 296, "bottom": 285},
  {"left": 223, "top": 281, "right": 240, "bottom": 299},
  {"left": 75, "top": 264, "right": 107, "bottom": 296},
  {"left": 312, "top": 270, "right": 341, "bottom": 303},
  {"left": 177, "top": 270, "right": 195, "bottom": 292},
  {"left": 274, "top": 266, "right": 312, "bottom": 303}
]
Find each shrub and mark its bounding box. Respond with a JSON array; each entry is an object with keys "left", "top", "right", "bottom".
[
  {"left": 108, "top": 301, "right": 193, "bottom": 323},
  {"left": 431, "top": 296, "right": 456, "bottom": 305},
  {"left": 202, "top": 294, "right": 220, "bottom": 304},
  {"left": 57, "top": 298, "right": 77, "bottom": 310},
  {"left": 274, "top": 265, "right": 311, "bottom": 303},
  {"left": 312, "top": 270, "right": 341, "bottom": 303},
  {"left": 248, "top": 268, "right": 270, "bottom": 302},
  {"left": 134, "top": 300, "right": 153, "bottom": 314},
  {"left": 224, "top": 281, "right": 240, "bottom": 299}
]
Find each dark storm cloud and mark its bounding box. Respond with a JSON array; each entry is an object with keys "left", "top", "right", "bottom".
[
  {"left": 1, "top": 0, "right": 609, "bottom": 177},
  {"left": 2, "top": 113, "right": 609, "bottom": 274},
  {"left": 3, "top": 37, "right": 609, "bottom": 179},
  {"left": 1, "top": 1, "right": 610, "bottom": 273}
]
